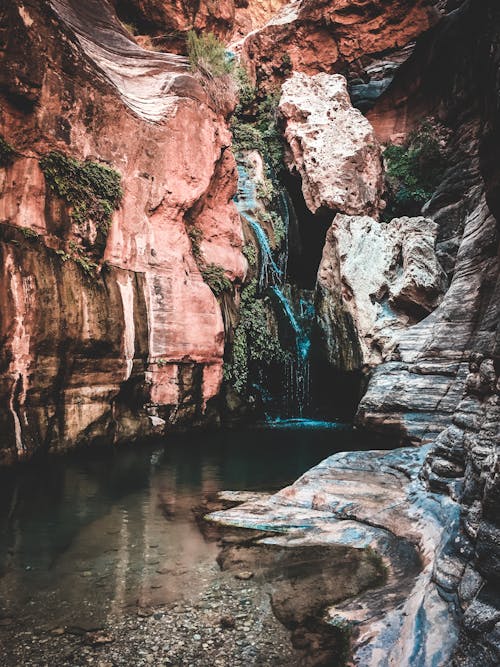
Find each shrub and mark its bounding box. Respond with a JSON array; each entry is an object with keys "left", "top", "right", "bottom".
[
  {"left": 187, "top": 31, "right": 233, "bottom": 78},
  {"left": 40, "top": 151, "right": 122, "bottom": 234},
  {"left": 242, "top": 241, "right": 257, "bottom": 267},
  {"left": 201, "top": 263, "right": 232, "bottom": 296},
  {"left": 0, "top": 136, "right": 15, "bottom": 168},
  {"left": 224, "top": 279, "right": 289, "bottom": 395},
  {"left": 20, "top": 227, "right": 39, "bottom": 240},
  {"left": 187, "top": 225, "right": 203, "bottom": 261},
  {"left": 260, "top": 211, "right": 285, "bottom": 248},
  {"left": 186, "top": 31, "right": 238, "bottom": 114},
  {"left": 383, "top": 119, "right": 448, "bottom": 219},
  {"left": 271, "top": 214, "right": 286, "bottom": 247},
  {"left": 256, "top": 177, "right": 275, "bottom": 204},
  {"left": 231, "top": 86, "right": 284, "bottom": 172}
]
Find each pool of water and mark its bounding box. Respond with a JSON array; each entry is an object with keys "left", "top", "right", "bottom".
[{"left": 0, "top": 425, "right": 389, "bottom": 632}]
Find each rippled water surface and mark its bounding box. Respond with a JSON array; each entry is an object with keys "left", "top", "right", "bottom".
[{"left": 0, "top": 424, "right": 387, "bottom": 631}]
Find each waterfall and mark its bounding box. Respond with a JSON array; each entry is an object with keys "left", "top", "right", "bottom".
[
  {"left": 236, "top": 164, "right": 282, "bottom": 289},
  {"left": 242, "top": 213, "right": 282, "bottom": 289},
  {"left": 270, "top": 286, "right": 311, "bottom": 417},
  {"left": 234, "top": 158, "right": 313, "bottom": 418}
]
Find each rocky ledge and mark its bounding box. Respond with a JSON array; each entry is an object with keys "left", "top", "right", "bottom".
[{"left": 209, "top": 446, "right": 460, "bottom": 666}]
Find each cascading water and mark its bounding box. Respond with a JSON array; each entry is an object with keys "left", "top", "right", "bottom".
[
  {"left": 270, "top": 286, "right": 311, "bottom": 417},
  {"left": 234, "top": 158, "right": 314, "bottom": 418},
  {"left": 236, "top": 164, "right": 282, "bottom": 290}
]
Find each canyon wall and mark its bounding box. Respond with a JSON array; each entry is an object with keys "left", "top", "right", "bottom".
[
  {"left": 0, "top": 0, "right": 245, "bottom": 464},
  {"left": 357, "top": 0, "right": 500, "bottom": 443}
]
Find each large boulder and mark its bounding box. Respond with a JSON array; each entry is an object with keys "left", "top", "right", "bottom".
[
  {"left": 316, "top": 214, "right": 447, "bottom": 368},
  {"left": 279, "top": 72, "right": 384, "bottom": 217}
]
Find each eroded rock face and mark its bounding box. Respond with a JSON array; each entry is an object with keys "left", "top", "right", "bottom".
[
  {"left": 421, "top": 354, "right": 500, "bottom": 664},
  {"left": 111, "top": 0, "right": 237, "bottom": 51},
  {"left": 0, "top": 0, "right": 244, "bottom": 463},
  {"left": 316, "top": 214, "right": 447, "bottom": 369},
  {"left": 209, "top": 446, "right": 460, "bottom": 666},
  {"left": 357, "top": 0, "right": 500, "bottom": 443},
  {"left": 236, "top": 0, "right": 438, "bottom": 92},
  {"left": 279, "top": 72, "right": 383, "bottom": 217}
]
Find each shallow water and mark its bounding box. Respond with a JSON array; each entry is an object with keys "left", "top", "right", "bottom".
[{"left": 0, "top": 424, "right": 388, "bottom": 632}]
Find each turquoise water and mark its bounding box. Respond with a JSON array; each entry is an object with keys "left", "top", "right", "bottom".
[{"left": 0, "top": 425, "right": 389, "bottom": 631}]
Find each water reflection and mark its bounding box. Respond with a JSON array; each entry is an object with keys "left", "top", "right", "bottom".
[{"left": 0, "top": 426, "right": 389, "bottom": 630}]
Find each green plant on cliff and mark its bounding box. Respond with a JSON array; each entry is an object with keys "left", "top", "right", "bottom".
[
  {"left": 187, "top": 31, "right": 233, "bottom": 78},
  {"left": 20, "top": 226, "right": 39, "bottom": 240},
  {"left": 201, "top": 263, "right": 232, "bottom": 297},
  {"left": 186, "top": 31, "right": 239, "bottom": 113},
  {"left": 0, "top": 136, "right": 15, "bottom": 168},
  {"left": 242, "top": 241, "right": 257, "bottom": 267},
  {"left": 187, "top": 225, "right": 203, "bottom": 261},
  {"left": 39, "top": 151, "right": 122, "bottom": 234},
  {"left": 55, "top": 242, "right": 99, "bottom": 277},
  {"left": 260, "top": 211, "right": 286, "bottom": 248},
  {"left": 224, "top": 279, "right": 289, "bottom": 395},
  {"left": 231, "top": 87, "right": 284, "bottom": 172},
  {"left": 383, "top": 119, "right": 449, "bottom": 220}
]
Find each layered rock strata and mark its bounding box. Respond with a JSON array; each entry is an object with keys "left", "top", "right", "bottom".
[
  {"left": 209, "top": 446, "right": 460, "bottom": 666},
  {"left": 358, "top": 0, "right": 499, "bottom": 442},
  {"left": 0, "top": 0, "right": 245, "bottom": 463}
]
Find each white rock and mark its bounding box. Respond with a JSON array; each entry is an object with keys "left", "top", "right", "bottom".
[
  {"left": 279, "top": 72, "right": 383, "bottom": 216},
  {"left": 316, "top": 215, "right": 448, "bottom": 366}
]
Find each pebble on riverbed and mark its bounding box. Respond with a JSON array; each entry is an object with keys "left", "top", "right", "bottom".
[{"left": 0, "top": 564, "right": 301, "bottom": 667}]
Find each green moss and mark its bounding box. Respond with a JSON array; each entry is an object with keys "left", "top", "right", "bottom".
[
  {"left": 242, "top": 241, "right": 257, "bottom": 267},
  {"left": 383, "top": 119, "right": 448, "bottom": 220},
  {"left": 20, "top": 227, "right": 39, "bottom": 240},
  {"left": 235, "top": 65, "right": 255, "bottom": 109},
  {"left": 201, "top": 263, "right": 232, "bottom": 296},
  {"left": 39, "top": 151, "right": 122, "bottom": 235},
  {"left": 224, "top": 279, "right": 289, "bottom": 395},
  {"left": 187, "top": 225, "right": 203, "bottom": 261},
  {"left": 256, "top": 177, "right": 275, "bottom": 204},
  {"left": 328, "top": 615, "right": 352, "bottom": 664},
  {"left": 231, "top": 87, "right": 284, "bottom": 172},
  {"left": 365, "top": 546, "right": 389, "bottom": 584},
  {"left": 272, "top": 215, "right": 286, "bottom": 247},
  {"left": 261, "top": 211, "right": 286, "bottom": 248},
  {"left": 54, "top": 241, "right": 99, "bottom": 277},
  {"left": 0, "top": 136, "right": 15, "bottom": 168}
]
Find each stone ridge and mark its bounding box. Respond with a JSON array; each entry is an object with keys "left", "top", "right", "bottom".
[{"left": 209, "top": 445, "right": 460, "bottom": 666}]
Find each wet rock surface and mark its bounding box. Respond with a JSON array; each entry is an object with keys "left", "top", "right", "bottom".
[
  {"left": 210, "top": 446, "right": 460, "bottom": 666},
  {"left": 0, "top": 1, "right": 244, "bottom": 463}
]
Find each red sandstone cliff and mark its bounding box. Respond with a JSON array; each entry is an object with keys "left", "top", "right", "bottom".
[{"left": 0, "top": 0, "right": 245, "bottom": 463}]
